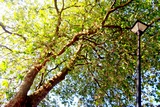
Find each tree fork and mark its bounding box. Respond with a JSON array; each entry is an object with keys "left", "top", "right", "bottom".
[{"left": 25, "top": 44, "right": 82, "bottom": 106}]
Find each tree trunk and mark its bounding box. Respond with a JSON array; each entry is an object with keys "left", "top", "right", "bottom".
[{"left": 4, "top": 44, "right": 81, "bottom": 107}]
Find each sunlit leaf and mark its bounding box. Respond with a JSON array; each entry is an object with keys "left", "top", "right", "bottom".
[{"left": 1, "top": 80, "right": 9, "bottom": 87}]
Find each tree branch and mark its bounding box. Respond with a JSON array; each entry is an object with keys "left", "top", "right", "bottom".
[
  {"left": 54, "top": 15, "right": 62, "bottom": 36},
  {"left": 0, "top": 44, "right": 13, "bottom": 52},
  {"left": 0, "top": 22, "right": 26, "bottom": 41},
  {"left": 87, "top": 62, "right": 109, "bottom": 98},
  {"left": 111, "top": 0, "right": 116, "bottom": 9},
  {"left": 54, "top": 0, "right": 62, "bottom": 36},
  {"left": 58, "top": 29, "right": 98, "bottom": 56},
  {"left": 61, "top": 0, "right": 65, "bottom": 12},
  {"left": 148, "top": 17, "right": 160, "bottom": 26},
  {"left": 63, "top": 3, "right": 81, "bottom": 10},
  {"left": 54, "top": 0, "right": 59, "bottom": 14},
  {"left": 103, "top": 24, "right": 122, "bottom": 30},
  {"left": 102, "top": 0, "right": 133, "bottom": 26},
  {"left": 44, "top": 59, "right": 66, "bottom": 78}
]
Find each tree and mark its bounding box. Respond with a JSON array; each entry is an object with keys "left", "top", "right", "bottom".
[{"left": 0, "top": 0, "right": 159, "bottom": 106}]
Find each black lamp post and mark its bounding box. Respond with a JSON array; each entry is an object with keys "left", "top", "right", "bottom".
[{"left": 131, "top": 20, "right": 148, "bottom": 107}]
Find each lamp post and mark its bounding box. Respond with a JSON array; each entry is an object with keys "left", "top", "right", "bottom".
[{"left": 131, "top": 20, "right": 148, "bottom": 107}]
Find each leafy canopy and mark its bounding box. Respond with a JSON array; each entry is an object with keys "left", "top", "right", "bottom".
[{"left": 0, "top": 0, "right": 159, "bottom": 106}]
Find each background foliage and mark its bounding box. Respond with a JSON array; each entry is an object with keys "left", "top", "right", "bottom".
[{"left": 0, "top": 0, "right": 159, "bottom": 106}]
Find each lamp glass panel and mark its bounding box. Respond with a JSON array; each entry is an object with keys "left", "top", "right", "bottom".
[
  {"left": 131, "top": 23, "right": 139, "bottom": 33},
  {"left": 138, "top": 22, "right": 148, "bottom": 31}
]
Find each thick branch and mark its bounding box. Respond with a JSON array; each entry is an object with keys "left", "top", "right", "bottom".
[
  {"left": 5, "top": 59, "right": 49, "bottom": 107},
  {"left": 102, "top": 0, "right": 133, "bottom": 26},
  {"left": 0, "top": 22, "right": 26, "bottom": 41}
]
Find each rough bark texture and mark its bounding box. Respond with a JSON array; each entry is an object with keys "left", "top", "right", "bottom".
[
  {"left": 4, "top": 59, "right": 49, "bottom": 107},
  {"left": 26, "top": 67, "right": 69, "bottom": 107},
  {"left": 4, "top": 65, "right": 42, "bottom": 107}
]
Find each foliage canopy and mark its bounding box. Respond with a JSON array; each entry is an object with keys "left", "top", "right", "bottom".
[{"left": 0, "top": 0, "right": 159, "bottom": 106}]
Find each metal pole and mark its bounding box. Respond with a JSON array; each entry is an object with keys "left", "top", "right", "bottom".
[{"left": 136, "top": 30, "right": 141, "bottom": 107}]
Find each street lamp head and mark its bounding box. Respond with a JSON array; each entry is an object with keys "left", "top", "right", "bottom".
[{"left": 131, "top": 20, "right": 148, "bottom": 35}]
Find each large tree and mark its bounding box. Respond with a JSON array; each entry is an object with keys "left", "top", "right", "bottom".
[{"left": 0, "top": 0, "right": 159, "bottom": 106}]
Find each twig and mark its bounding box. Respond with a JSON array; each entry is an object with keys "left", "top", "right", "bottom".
[
  {"left": 44, "top": 59, "right": 66, "bottom": 77},
  {"left": 111, "top": 0, "right": 116, "bottom": 9},
  {"left": 102, "top": 0, "right": 133, "bottom": 26},
  {"left": 0, "top": 44, "right": 13, "bottom": 52},
  {"left": 148, "top": 17, "right": 160, "bottom": 26},
  {"left": 61, "top": 0, "right": 65, "bottom": 12},
  {"left": 63, "top": 3, "right": 81, "bottom": 10},
  {"left": 36, "top": 73, "right": 44, "bottom": 90},
  {"left": 0, "top": 22, "right": 26, "bottom": 41},
  {"left": 89, "top": 70, "right": 101, "bottom": 88}
]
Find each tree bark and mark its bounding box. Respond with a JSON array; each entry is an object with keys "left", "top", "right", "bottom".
[
  {"left": 4, "top": 60, "right": 49, "bottom": 107},
  {"left": 26, "top": 67, "right": 70, "bottom": 107}
]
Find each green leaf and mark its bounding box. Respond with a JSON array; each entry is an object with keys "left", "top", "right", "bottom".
[
  {"left": 17, "top": 74, "right": 24, "bottom": 80},
  {"left": 1, "top": 80, "right": 9, "bottom": 87},
  {"left": 0, "top": 61, "right": 7, "bottom": 71}
]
